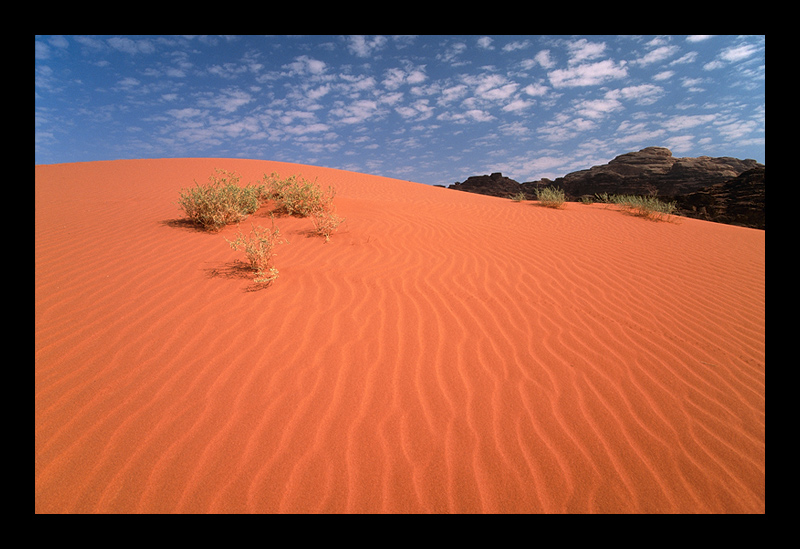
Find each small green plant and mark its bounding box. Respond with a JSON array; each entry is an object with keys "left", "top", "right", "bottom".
[
  {"left": 177, "top": 169, "right": 262, "bottom": 231},
  {"left": 510, "top": 191, "right": 527, "bottom": 202},
  {"left": 595, "top": 192, "right": 612, "bottom": 204},
  {"left": 535, "top": 186, "right": 566, "bottom": 209},
  {"left": 609, "top": 194, "right": 676, "bottom": 222},
  {"left": 226, "top": 221, "right": 285, "bottom": 285}
]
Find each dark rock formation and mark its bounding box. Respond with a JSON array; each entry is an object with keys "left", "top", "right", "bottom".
[
  {"left": 672, "top": 167, "right": 765, "bottom": 229},
  {"left": 449, "top": 172, "right": 523, "bottom": 198},
  {"left": 447, "top": 147, "right": 765, "bottom": 228},
  {"left": 557, "top": 147, "right": 762, "bottom": 198}
]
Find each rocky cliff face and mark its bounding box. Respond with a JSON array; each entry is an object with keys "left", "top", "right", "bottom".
[
  {"left": 557, "top": 147, "right": 762, "bottom": 197},
  {"left": 673, "top": 167, "right": 765, "bottom": 229},
  {"left": 448, "top": 172, "right": 524, "bottom": 198},
  {"left": 447, "top": 147, "right": 765, "bottom": 228}
]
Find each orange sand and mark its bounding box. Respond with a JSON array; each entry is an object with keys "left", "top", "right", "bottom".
[{"left": 35, "top": 158, "right": 765, "bottom": 513}]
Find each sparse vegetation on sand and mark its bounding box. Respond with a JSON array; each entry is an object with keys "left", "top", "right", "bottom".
[
  {"left": 595, "top": 192, "right": 677, "bottom": 222},
  {"left": 311, "top": 208, "right": 346, "bottom": 243},
  {"left": 535, "top": 186, "right": 566, "bottom": 209},
  {"left": 510, "top": 191, "right": 527, "bottom": 202},
  {"left": 177, "top": 169, "right": 262, "bottom": 231},
  {"left": 226, "top": 221, "right": 285, "bottom": 285},
  {"left": 261, "top": 172, "right": 336, "bottom": 218},
  {"left": 176, "top": 169, "right": 346, "bottom": 287},
  {"left": 261, "top": 172, "right": 345, "bottom": 242}
]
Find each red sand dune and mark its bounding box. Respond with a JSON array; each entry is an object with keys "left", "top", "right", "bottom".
[{"left": 35, "top": 158, "right": 765, "bottom": 513}]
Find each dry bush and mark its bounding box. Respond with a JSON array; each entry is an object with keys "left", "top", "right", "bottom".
[
  {"left": 262, "top": 172, "right": 344, "bottom": 241},
  {"left": 610, "top": 194, "right": 677, "bottom": 222},
  {"left": 535, "top": 186, "right": 566, "bottom": 209},
  {"left": 226, "top": 221, "right": 285, "bottom": 285},
  {"left": 311, "top": 208, "right": 345, "bottom": 242},
  {"left": 177, "top": 169, "right": 261, "bottom": 231},
  {"left": 261, "top": 172, "right": 335, "bottom": 218}
]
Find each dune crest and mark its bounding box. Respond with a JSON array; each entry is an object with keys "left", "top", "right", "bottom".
[{"left": 35, "top": 158, "right": 765, "bottom": 513}]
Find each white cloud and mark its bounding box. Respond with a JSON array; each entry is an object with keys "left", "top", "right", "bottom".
[
  {"left": 523, "top": 83, "right": 549, "bottom": 96},
  {"left": 465, "top": 109, "right": 494, "bottom": 122},
  {"left": 615, "top": 121, "right": 667, "bottom": 145},
  {"left": 537, "top": 113, "right": 597, "bottom": 142},
  {"left": 720, "top": 44, "right": 759, "bottom": 63},
  {"left": 533, "top": 50, "right": 556, "bottom": 69},
  {"left": 382, "top": 65, "right": 427, "bottom": 90},
  {"left": 208, "top": 63, "right": 250, "bottom": 79},
  {"left": 634, "top": 45, "right": 680, "bottom": 66},
  {"left": 167, "top": 107, "right": 205, "bottom": 119},
  {"left": 49, "top": 35, "right": 69, "bottom": 49},
  {"left": 681, "top": 76, "right": 706, "bottom": 91},
  {"left": 198, "top": 89, "right": 253, "bottom": 113},
  {"left": 664, "top": 135, "right": 695, "bottom": 153},
  {"left": 383, "top": 68, "right": 406, "bottom": 90},
  {"left": 715, "top": 118, "right": 759, "bottom": 140},
  {"left": 671, "top": 52, "right": 698, "bottom": 65},
  {"left": 347, "top": 35, "right": 388, "bottom": 57},
  {"left": 705, "top": 42, "right": 761, "bottom": 71},
  {"left": 499, "top": 121, "right": 529, "bottom": 136},
  {"left": 549, "top": 59, "right": 628, "bottom": 88},
  {"left": 502, "top": 99, "right": 533, "bottom": 112},
  {"left": 574, "top": 98, "right": 623, "bottom": 119},
  {"left": 165, "top": 67, "right": 187, "bottom": 78},
  {"left": 437, "top": 108, "right": 494, "bottom": 124},
  {"left": 279, "top": 110, "right": 316, "bottom": 125},
  {"left": 437, "top": 41, "right": 467, "bottom": 64},
  {"left": 464, "top": 73, "right": 519, "bottom": 102},
  {"left": 284, "top": 55, "right": 326, "bottom": 76},
  {"left": 395, "top": 99, "right": 434, "bottom": 121},
  {"left": 407, "top": 68, "right": 427, "bottom": 85},
  {"left": 566, "top": 38, "right": 607, "bottom": 64},
  {"left": 378, "top": 91, "right": 404, "bottom": 106},
  {"left": 284, "top": 123, "right": 331, "bottom": 135},
  {"left": 660, "top": 114, "right": 716, "bottom": 132},
  {"left": 606, "top": 84, "right": 664, "bottom": 105},
  {"left": 653, "top": 70, "right": 674, "bottom": 81},
  {"left": 306, "top": 84, "right": 331, "bottom": 101},
  {"left": 116, "top": 76, "right": 141, "bottom": 89},
  {"left": 502, "top": 39, "right": 531, "bottom": 52},
  {"left": 482, "top": 82, "right": 519, "bottom": 101},
  {"left": 330, "top": 99, "right": 383, "bottom": 124},
  {"left": 107, "top": 36, "right": 155, "bottom": 55},
  {"left": 439, "top": 84, "right": 468, "bottom": 104},
  {"left": 477, "top": 37, "right": 494, "bottom": 50},
  {"left": 686, "top": 35, "right": 713, "bottom": 43}
]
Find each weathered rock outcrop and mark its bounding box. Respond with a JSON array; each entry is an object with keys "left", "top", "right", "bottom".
[
  {"left": 448, "top": 172, "right": 524, "bottom": 198},
  {"left": 447, "top": 147, "right": 765, "bottom": 228},
  {"left": 557, "top": 147, "right": 762, "bottom": 198},
  {"left": 672, "top": 167, "right": 765, "bottom": 229}
]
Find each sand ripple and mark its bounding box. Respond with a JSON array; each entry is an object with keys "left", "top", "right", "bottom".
[{"left": 36, "top": 159, "right": 765, "bottom": 513}]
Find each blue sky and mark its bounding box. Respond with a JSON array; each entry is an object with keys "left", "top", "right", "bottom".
[{"left": 35, "top": 35, "right": 765, "bottom": 186}]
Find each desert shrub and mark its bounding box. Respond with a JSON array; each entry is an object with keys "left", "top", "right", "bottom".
[
  {"left": 535, "top": 186, "right": 566, "bottom": 209},
  {"left": 594, "top": 192, "right": 612, "bottom": 204},
  {"left": 261, "top": 172, "right": 335, "bottom": 217},
  {"left": 226, "top": 221, "right": 285, "bottom": 285},
  {"left": 177, "top": 169, "right": 262, "bottom": 231},
  {"left": 610, "top": 194, "right": 677, "bottom": 221},
  {"left": 311, "top": 209, "right": 345, "bottom": 243},
  {"left": 510, "top": 191, "right": 527, "bottom": 202},
  {"left": 261, "top": 172, "right": 344, "bottom": 241}
]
